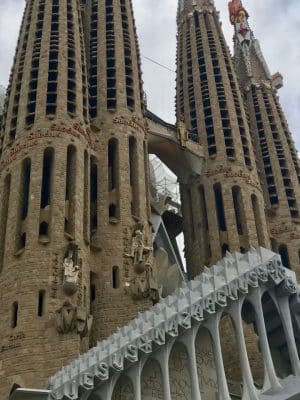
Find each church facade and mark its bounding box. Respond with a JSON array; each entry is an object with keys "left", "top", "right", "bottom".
[{"left": 1, "top": 0, "right": 300, "bottom": 399}]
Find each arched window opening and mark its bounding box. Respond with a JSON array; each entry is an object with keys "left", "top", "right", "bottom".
[
  {"left": 40, "top": 148, "right": 54, "bottom": 208},
  {"left": 214, "top": 183, "right": 226, "bottom": 231},
  {"left": 38, "top": 290, "right": 45, "bottom": 317},
  {"left": 65, "top": 145, "right": 77, "bottom": 237},
  {"left": 278, "top": 244, "right": 290, "bottom": 269},
  {"left": 262, "top": 292, "right": 292, "bottom": 378},
  {"left": 0, "top": 174, "right": 11, "bottom": 272},
  {"left": 232, "top": 186, "right": 245, "bottom": 235},
  {"left": 251, "top": 194, "right": 265, "bottom": 247},
  {"left": 11, "top": 302, "right": 18, "bottom": 328},
  {"left": 129, "top": 136, "right": 139, "bottom": 217},
  {"left": 108, "top": 139, "right": 118, "bottom": 192},
  {"left": 112, "top": 266, "right": 120, "bottom": 289},
  {"left": 90, "top": 157, "right": 98, "bottom": 235}
]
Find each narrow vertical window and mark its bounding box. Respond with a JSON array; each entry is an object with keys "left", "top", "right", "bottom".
[
  {"left": 251, "top": 194, "right": 265, "bottom": 247},
  {"left": 108, "top": 139, "right": 119, "bottom": 220},
  {"left": 278, "top": 245, "right": 290, "bottom": 269},
  {"left": 112, "top": 266, "right": 120, "bottom": 289},
  {"left": 232, "top": 186, "right": 245, "bottom": 235},
  {"left": 11, "top": 302, "right": 18, "bottom": 328},
  {"left": 83, "top": 151, "right": 89, "bottom": 242},
  {"left": 108, "top": 139, "right": 118, "bottom": 191},
  {"left": 37, "top": 290, "right": 45, "bottom": 317},
  {"left": 41, "top": 148, "right": 54, "bottom": 208},
  {"left": 90, "top": 156, "right": 98, "bottom": 236},
  {"left": 16, "top": 158, "right": 31, "bottom": 251},
  {"left": 129, "top": 136, "right": 139, "bottom": 217},
  {"left": 214, "top": 183, "right": 226, "bottom": 231},
  {"left": 0, "top": 174, "right": 11, "bottom": 271},
  {"left": 65, "top": 145, "right": 76, "bottom": 237},
  {"left": 21, "top": 158, "right": 31, "bottom": 221},
  {"left": 90, "top": 272, "right": 96, "bottom": 302},
  {"left": 199, "top": 184, "right": 211, "bottom": 259}
]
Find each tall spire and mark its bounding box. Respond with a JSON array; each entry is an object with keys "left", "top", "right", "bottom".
[
  {"left": 175, "top": 0, "right": 270, "bottom": 277},
  {"left": 229, "top": 0, "right": 272, "bottom": 86},
  {"left": 231, "top": 0, "right": 300, "bottom": 275}
]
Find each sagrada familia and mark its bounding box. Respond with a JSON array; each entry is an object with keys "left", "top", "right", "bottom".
[{"left": 1, "top": 0, "right": 300, "bottom": 399}]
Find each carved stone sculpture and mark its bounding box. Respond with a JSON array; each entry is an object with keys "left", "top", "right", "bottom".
[
  {"left": 125, "top": 223, "right": 153, "bottom": 273},
  {"left": 63, "top": 243, "right": 81, "bottom": 295},
  {"left": 177, "top": 115, "right": 188, "bottom": 147},
  {"left": 55, "top": 303, "right": 93, "bottom": 338}
]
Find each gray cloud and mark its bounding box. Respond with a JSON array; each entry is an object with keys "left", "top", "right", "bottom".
[{"left": 0, "top": 0, "right": 299, "bottom": 149}]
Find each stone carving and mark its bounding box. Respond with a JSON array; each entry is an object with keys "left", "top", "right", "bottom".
[
  {"left": 113, "top": 115, "right": 149, "bottom": 134},
  {"left": 48, "top": 248, "right": 298, "bottom": 400},
  {"left": 55, "top": 303, "right": 93, "bottom": 338},
  {"left": 177, "top": 115, "right": 188, "bottom": 147},
  {"left": 206, "top": 165, "right": 262, "bottom": 191},
  {"left": 125, "top": 223, "right": 153, "bottom": 273},
  {"left": 228, "top": 0, "right": 249, "bottom": 25},
  {"left": 128, "top": 264, "right": 162, "bottom": 303},
  {"left": 50, "top": 253, "right": 59, "bottom": 299},
  {"left": 63, "top": 243, "right": 81, "bottom": 296}
]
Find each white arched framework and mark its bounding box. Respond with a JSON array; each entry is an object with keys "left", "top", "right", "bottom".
[{"left": 12, "top": 248, "right": 300, "bottom": 400}]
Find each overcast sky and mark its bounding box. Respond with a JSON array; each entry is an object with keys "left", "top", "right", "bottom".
[{"left": 0, "top": 0, "right": 299, "bottom": 149}]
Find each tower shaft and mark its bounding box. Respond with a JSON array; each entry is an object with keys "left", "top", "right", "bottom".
[
  {"left": 230, "top": 0, "right": 300, "bottom": 275},
  {"left": 176, "top": 0, "right": 269, "bottom": 277},
  {"left": 0, "top": 0, "right": 93, "bottom": 396}
]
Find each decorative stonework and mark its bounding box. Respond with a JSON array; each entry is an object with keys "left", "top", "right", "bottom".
[
  {"left": 55, "top": 303, "right": 92, "bottom": 338},
  {"left": 63, "top": 243, "right": 81, "bottom": 296},
  {"left": 47, "top": 248, "right": 299, "bottom": 400}
]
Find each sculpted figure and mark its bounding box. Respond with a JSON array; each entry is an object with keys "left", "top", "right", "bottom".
[
  {"left": 125, "top": 225, "right": 153, "bottom": 267},
  {"left": 228, "top": 0, "right": 249, "bottom": 24},
  {"left": 177, "top": 115, "right": 188, "bottom": 147},
  {"left": 63, "top": 250, "right": 80, "bottom": 285}
]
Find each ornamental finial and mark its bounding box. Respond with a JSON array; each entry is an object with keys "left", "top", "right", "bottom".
[{"left": 228, "top": 0, "right": 249, "bottom": 25}]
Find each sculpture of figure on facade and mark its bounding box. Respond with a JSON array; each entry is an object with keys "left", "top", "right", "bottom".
[
  {"left": 63, "top": 243, "right": 81, "bottom": 295},
  {"left": 127, "top": 263, "right": 162, "bottom": 303},
  {"left": 125, "top": 223, "right": 153, "bottom": 273},
  {"left": 177, "top": 115, "right": 188, "bottom": 148},
  {"left": 55, "top": 303, "right": 93, "bottom": 338}
]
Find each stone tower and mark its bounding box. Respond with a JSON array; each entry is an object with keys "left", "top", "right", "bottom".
[
  {"left": 230, "top": 0, "right": 300, "bottom": 276},
  {"left": 176, "top": 0, "right": 270, "bottom": 277},
  {"left": 81, "top": 0, "right": 153, "bottom": 343},
  {"left": 0, "top": 0, "right": 91, "bottom": 395},
  {"left": 0, "top": 0, "right": 153, "bottom": 396}
]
